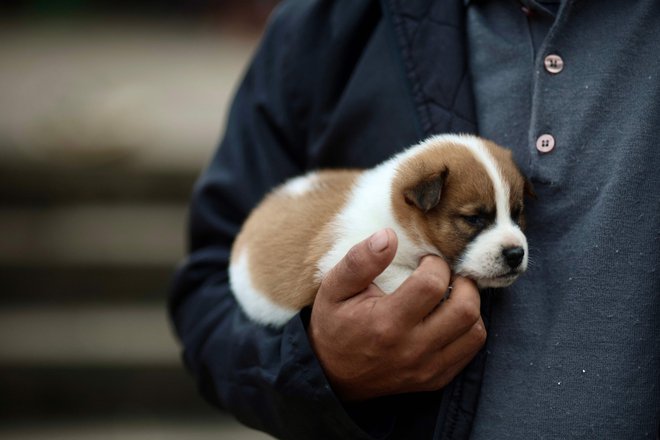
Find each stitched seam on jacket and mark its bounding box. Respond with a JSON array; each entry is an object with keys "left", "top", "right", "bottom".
[{"left": 388, "top": 0, "right": 435, "bottom": 135}]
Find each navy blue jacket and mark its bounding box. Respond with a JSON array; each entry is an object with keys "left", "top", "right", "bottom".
[{"left": 169, "top": 0, "right": 488, "bottom": 438}]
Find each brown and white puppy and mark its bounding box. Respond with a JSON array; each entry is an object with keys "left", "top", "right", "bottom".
[{"left": 229, "top": 134, "right": 531, "bottom": 326}]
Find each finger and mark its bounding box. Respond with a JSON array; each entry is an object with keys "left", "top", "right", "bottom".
[
  {"left": 417, "top": 276, "right": 481, "bottom": 347},
  {"left": 319, "top": 228, "right": 398, "bottom": 302},
  {"left": 428, "top": 317, "right": 487, "bottom": 388},
  {"left": 385, "top": 255, "right": 451, "bottom": 325},
  {"left": 403, "top": 317, "right": 486, "bottom": 393}
]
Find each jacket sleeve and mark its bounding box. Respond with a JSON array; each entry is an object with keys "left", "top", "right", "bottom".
[{"left": 168, "top": 3, "right": 396, "bottom": 439}]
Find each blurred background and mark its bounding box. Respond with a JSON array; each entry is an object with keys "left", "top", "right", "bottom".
[{"left": 0, "top": 1, "right": 279, "bottom": 438}]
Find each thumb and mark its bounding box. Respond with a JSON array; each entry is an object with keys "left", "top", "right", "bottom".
[{"left": 319, "top": 228, "right": 398, "bottom": 302}]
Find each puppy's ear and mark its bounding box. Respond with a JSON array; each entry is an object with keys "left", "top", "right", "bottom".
[{"left": 404, "top": 168, "right": 448, "bottom": 213}]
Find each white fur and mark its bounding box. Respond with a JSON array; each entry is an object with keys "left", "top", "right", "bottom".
[
  {"left": 280, "top": 172, "right": 320, "bottom": 197},
  {"left": 229, "top": 250, "right": 297, "bottom": 326}
]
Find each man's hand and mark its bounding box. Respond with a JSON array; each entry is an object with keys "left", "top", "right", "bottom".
[{"left": 308, "top": 228, "right": 486, "bottom": 401}]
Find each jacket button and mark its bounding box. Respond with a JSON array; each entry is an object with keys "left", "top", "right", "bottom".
[
  {"left": 536, "top": 134, "right": 555, "bottom": 153},
  {"left": 544, "top": 54, "right": 564, "bottom": 74}
]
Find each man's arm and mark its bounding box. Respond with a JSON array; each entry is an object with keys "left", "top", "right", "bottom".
[
  {"left": 169, "top": 2, "right": 486, "bottom": 439},
  {"left": 168, "top": 4, "right": 390, "bottom": 439}
]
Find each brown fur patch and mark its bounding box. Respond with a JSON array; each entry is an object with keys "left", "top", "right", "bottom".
[
  {"left": 232, "top": 170, "right": 359, "bottom": 310},
  {"left": 391, "top": 142, "right": 497, "bottom": 264}
]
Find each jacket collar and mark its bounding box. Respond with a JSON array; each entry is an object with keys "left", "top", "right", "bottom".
[{"left": 380, "top": 0, "right": 477, "bottom": 138}]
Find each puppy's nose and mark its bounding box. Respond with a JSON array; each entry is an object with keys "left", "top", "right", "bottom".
[{"left": 502, "top": 246, "right": 525, "bottom": 269}]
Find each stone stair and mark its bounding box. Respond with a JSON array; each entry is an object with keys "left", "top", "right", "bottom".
[{"left": 0, "top": 17, "right": 272, "bottom": 439}]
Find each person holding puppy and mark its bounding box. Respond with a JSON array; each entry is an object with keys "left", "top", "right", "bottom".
[{"left": 169, "top": 0, "right": 660, "bottom": 438}]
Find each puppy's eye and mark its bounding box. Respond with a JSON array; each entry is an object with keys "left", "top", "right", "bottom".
[
  {"left": 462, "top": 214, "right": 487, "bottom": 229},
  {"left": 511, "top": 206, "right": 522, "bottom": 223}
]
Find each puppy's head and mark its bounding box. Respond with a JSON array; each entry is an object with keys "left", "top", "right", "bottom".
[{"left": 391, "top": 135, "right": 533, "bottom": 288}]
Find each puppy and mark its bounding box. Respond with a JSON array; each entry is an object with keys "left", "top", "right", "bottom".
[{"left": 229, "top": 134, "right": 531, "bottom": 326}]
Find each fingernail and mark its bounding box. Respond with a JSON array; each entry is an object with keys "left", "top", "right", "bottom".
[{"left": 369, "top": 229, "right": 389, "bottom": 252}]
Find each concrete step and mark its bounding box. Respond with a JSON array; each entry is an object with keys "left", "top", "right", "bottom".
[
  {"left": 0, "top": 263, "right": 174, "bottom": 306},
  {"left": 0, "top": 305, "right": 178, "bottom": 366},
  {"left": 0, "top": 18, "right": 258, "bottom": 175},
  {"left": 0, "top": 163, "right": 197, "bottom": 205},
  {"left": 0, "top": 311, "right": 274, "bottom": 439},
  {"left": 0, "top": 204, "right": 186, "bottom": 266},
  {"left": 1, "top": 365, "right": 201, "bottom": 418}
]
